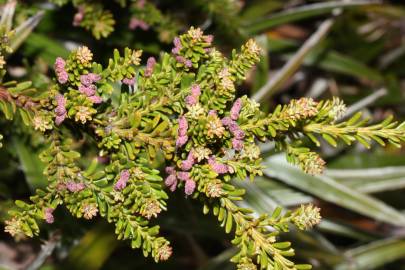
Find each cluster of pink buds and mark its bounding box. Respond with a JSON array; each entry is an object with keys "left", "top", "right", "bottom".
[
  {"left": 129, "top": 17, "right": 149, "bottom": 31},
  {"left": 122, "top": 76, "right": 136, "bottom": 86},
  {"left": 185, "top": 84, "right": 201, "bottom": 106},
  {"left": 208, "top": 156, "right": 229, "bottom": 174},
  {"left": 164, "top": 167, "right": 177, "bottom": 191},
  {"left": 66, "top": 181, "right": 86, "bottom": 192},
  {"left": 176, "top": 116, "right": 188, "bottom": 147},
  {"left": 181, "top": 152, "right": 196, "bottom": 171},
  {"left": 73, "top": 6, "right": 85, "bottom": 27},
  {"left": 165, "top": 167, "right": 196, "bottom": 195},
  {"left": 55, "top": 94, "right": 67, "bottom": 125},
  {"left": 221, "top": 99, "right": 245, "bottom": 150},
  {"left": 114, "top": 170, "right": 130, "bottom": 191},
  {"left": 177, "top": 172, "right": 196, "bottom": 195},
  {"left": 44, "top": 208, "right": 54, "bottom": 224},
  {"left": 175, "top": 55, "right": 192, "bottom": 68},
  {"left": 144, "top": 57, "right": 156, "bottom": 77},
  {"left": 54, "top": 57, "right": 68, "bottom": 84},
  {"left": 79, "top": 73, "right": 102, "bottom": 104},
  {"left": 171, "top": 37, "right": 182, "bottom": 55}
]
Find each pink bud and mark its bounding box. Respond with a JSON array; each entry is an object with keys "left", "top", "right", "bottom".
[
  {"left": 173, "top": 37, "right": 181, "bottom": 48},
  {"left": 185, "top": 95, "right": 198, "bottom": 106},
  {"left": 190, "top": 84, "right": 201, "bottom": 97},
  {"left": 88, "top": 73, "right": 101, "bottom": 82},
  {"left": 204, "top": 35, "right": 214, "bottom": 44},
  {"left": 233, "top": 129, "right": 245, "bottom": 140},
  {"left": 230, "top": 98, "right": 242, "bottom": 120},
  {"left": 177, "top": 171, "right": 190, "bottom": 182},
  {"left": 165, "top": 166, "right": 176, "bottom": 175},
  {"left": 55, "top": 114, "right": 66, "bottom": 125},
  {"left": 221, "top": 117, "right": 233, "bottom": 126},
  {"left": 165, "top": 174, "right": 177, "bottom": 192},
  {"left": 176, "top": 135, "right": 188, "bottom": 148},
  {"left": 185, "top": 60, "right": 192, "bottom": 68},
  {"left": 184, "top": 180, "right": 196, "bottom": 195},
  {"left": 89, "top": 95, "right": 103, "bottom": 104},
  {"left": 79, "top": 84, "right": 96, "bottom": 96},
  {"left": 44, "top": 208, "right": 54, "bottom": 224},
  {"left": 144, "top": 57, "right": 156, "bottom": 77},
  {"left": 55, "top": 94, "right": 66, "bottom": 106},
  {"left": 114, "top": 170, "right": 130, "bottom": 191},
  {"left": 122, "top": 77, "right": 136, "bottom": 85},
  {"left": 178, "top": 116, "right": 188, "bottom": 136},
  {"left": 208, "top": 156, "right": 229, "bottom": 174},
  {"left": 181, "top": 152, "right": 195, "bottom": 171},
  {"left": 175, "top": 55, "right": 185, "bottom": 63},
  {"left": 232, "top": 138, "right": 244, "bottom": 151}
]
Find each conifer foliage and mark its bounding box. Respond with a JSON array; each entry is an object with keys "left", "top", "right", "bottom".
[{"left": 2, "top": 24, "right": 405, "bottom": 269}]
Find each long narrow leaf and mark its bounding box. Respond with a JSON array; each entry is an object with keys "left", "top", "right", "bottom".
[
  {"left": 263, "top": 154, "right": 405, "bottom": 226},
  {"left": 245, "top": 0, "right": 381, "bottom": 35}
]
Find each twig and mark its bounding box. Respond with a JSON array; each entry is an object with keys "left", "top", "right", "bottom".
[{"left": 27, "top": 232, "right": 61, "bottom": 270}]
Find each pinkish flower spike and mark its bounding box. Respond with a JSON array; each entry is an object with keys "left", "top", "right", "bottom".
[
  {"left": 175, "top": 55, "right": 185, "bottom": 64},
  {"left": 232, "top": 138, "right": 244, "bottom": 151},
  {"left": 88, "top": 73, "right": 101, "bottom": 82},
  {"left": 114, "top": 170, "right": 130, "bottom": 191},
  {"left": 230, "top": 98, "right": 242, "bottom": 120},
  {"left": 191, "top": 84, "right": 201, "bottom": 97},
  {"left": 181, "top": 152, "right": 195, "bottom": 171},
  {"left": 144, "top": 57, "right": 156, "bottom": 77},
  {"left": 177, "top": 171, "right": 191, "bottom": 182},
  {"left": 184, "top": 180, "right": 196, "bottom": 195},
  {"left": 55, "top": 115, "right": 66, "bottom": 125},
  {"left": 54, "top": 57, "right": 66, "bottom": 69},
  {"left": 44, "top": 208, "right": 54, "bottom": 224},
  {"left": 233, "top": 129, "right": 245, "bottom": 140},
  {"left": 89, "top": 95, "right": 103, "bottom": 104},
  {"left": 165, "top": 166, "right": 176, "bottom": 175},
  {"left": 55, "top": 94, "right": 66, "bottom": 107},
  {"left": 208, "top": 156, "right": 229, "bottom": 174},
  {"left": 122, "top": 77, "right": 136, "bottom": 85},
  {"left": 185, "top": 60, "right": 192, "bottom": 68},
  {"left": 80, "top": 74, "right": 93, "bottom": 86},
  {"left": 173, "top": 37, "right": 181, "bottom": 48},
  {"left": 185, "top": 95, "right": 198, "bottom": 106},
  {"left": 178, "top": 116, "right": 188, "bottom": 136},
  {"left": 221, "top": 116, "right": 233, "bottom": 126},
  {"left": 66, "top": 182, "right": 85, "bottom": 192},
  {"left": 79, "top": 84, "right": 96, "bottom": 96},
  {"left": 165, "top": 174, "right": 177, "bottom": 191},
  {"left": 176, "top": 135, "right": 188, "bottom": 148}
]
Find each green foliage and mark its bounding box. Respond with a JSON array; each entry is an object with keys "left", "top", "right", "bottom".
[
  {"left": 1, "top": 1, "right": 405, "bottom": 269},
  {"left": 2, "top": 24, "right": 404, "bottom": 269}
]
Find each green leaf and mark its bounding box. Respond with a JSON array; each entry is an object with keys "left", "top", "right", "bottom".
[
  {"left": 335, "top": 238, "right": 405, "bottom": 270},
  {"left": 13, "top": 138, "right": 46, "bottom": 190},
  {"left": 65, "top": 223, "right": 119, "bottom": 270},
  {"left": 263, "top": 154, "right": 405, "bottom": 226},
  {"left": 244, "top": 1, "right": 381, "bottom": 34}
]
